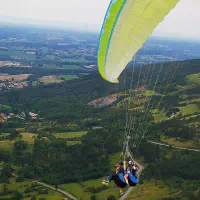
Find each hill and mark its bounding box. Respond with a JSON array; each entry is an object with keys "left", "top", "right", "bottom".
[{"left": 0, "top": 58, "right": 200, "bottom": 200}]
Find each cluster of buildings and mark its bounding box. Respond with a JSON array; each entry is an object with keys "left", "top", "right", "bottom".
[
  {"left": 0, "top": 81, "right": 27, "bottom": 92},
  {"left": 0, "top": 111, "right": 39, "bottom": 123},
  {"left": 0, "top": 113, "right": 14, "bottom": 123},
  {"left": 29, "top": 112, "right": 38, "bottom": 120},
  {"left": 0, "top": 61, "right": 21, "bottom": 67},
  {"left": 84, "top": 65, "right": 97, "bottom": 69},
  {"left": 25, "top": 51, "right": 36, "bottom": 55},
  {"left": 0, "top": 61, "right": 32, "bottom": 68}
]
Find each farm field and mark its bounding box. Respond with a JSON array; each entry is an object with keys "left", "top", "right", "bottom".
[
  {"left": 39, "top": 76, "right": 64, "bottom": 84},
  {"left": 19, "top": 132, "right": 38, "bottom": 144},
  {"left": 128, "top": 180, "right": 181, "bottom": 200},
  {"left": 0, "top": 74, "right": 31, "bottom": 81},
  {"left": 0, "top": 140, "right": 14, "bottom": 151},
  {"left": 160, "top": 135, "right": 196, "bottom": 148},
  {"left": 58, "top": 75, "right": 78, "bottom": 81},
  {"left": 55, "top": 131, "right": 88, "bottom": 139},
  {"left": 179, "top": 104, "right": 200, "bottom": 116}
]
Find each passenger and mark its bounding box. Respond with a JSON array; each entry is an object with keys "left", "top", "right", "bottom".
[{"left": 102, "top": 162, "right": 126, "bottom": 197}]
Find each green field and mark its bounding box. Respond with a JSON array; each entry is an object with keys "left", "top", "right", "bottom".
[
  {"left": 144, "top": 90, "right": 160, "bottom": 96},
  {"left": 60, "top": 177, "right": 121, "bottom": 200},
  {"left": 55, "top": 131, "right": 88, "bottom": 139},
  {"left": 179, "top": 104, "right": 200, "bottom": 116},
  {"left": 0, "top": 132, "right": 37, "bottom": 152},
  {"left": 58, "top": 75, "right": 78, "bottom": 81},
  {"left": 160, "top": 135, "right": 195, "bottom": 148},
  {"left": 20, "top": 132, "right": 38, "bottom": 144},
  {"left": 0, "top": 178, "right": 64, "bottom": 200},
  {"left": 43, "top": 64, "right": 83, "bottom": 70},
  {"left": 0, "top": 140, "right": 14, "bottom": 151},
  {"left": 61, "top": 65, "right": 82, "bottom": 70},
  {"left": 0, "top": 133, "right": 10, "bottom": 137},
  {"left": 152, "top": 109, "right": 167, "bottom": 121},
  {"left": 186, "top": 73, "right": 200, "bottom": 86},
  {"left": 128, "top": 180, "right": 181, "bottom": 200}
]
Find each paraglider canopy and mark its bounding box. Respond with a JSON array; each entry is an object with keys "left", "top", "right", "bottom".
[{"left": 98, "top": 0, "right": 180, "bottom": 83}]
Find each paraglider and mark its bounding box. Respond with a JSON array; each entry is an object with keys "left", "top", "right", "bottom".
[
  {"left": 98, "top": 0, "right": 180, "bottom": 83},
  {"left": 98, "top": 0, "right": 181, "bottom": 195},
  {"left": 102, "top": 160, "right": 139, "bottom": 197}
]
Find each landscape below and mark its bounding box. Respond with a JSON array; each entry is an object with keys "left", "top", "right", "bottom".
[{"left": 0, "top": 26, "right": 200, "bottom": 200}]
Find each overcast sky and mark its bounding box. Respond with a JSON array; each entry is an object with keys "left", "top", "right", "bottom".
[{"left": 0, "top": 0, "right": 199, "bottom": 40}]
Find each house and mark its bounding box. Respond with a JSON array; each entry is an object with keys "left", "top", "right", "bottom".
[
  {"left": 0, "top": 113, "right": 7, "bottom": 120},
  {"left": 25, "top": 52, "right": 36, "bottom": 55},
  {"left": 8, "top": 113, "right": 14, "bottom": 119},
  {"left": 29, "top": 112, "right": 38, "bottom": 119}
]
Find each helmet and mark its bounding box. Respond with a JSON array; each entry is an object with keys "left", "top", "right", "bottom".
[{"left": 128, "top": 161, "right": 132, "bottom": 165}]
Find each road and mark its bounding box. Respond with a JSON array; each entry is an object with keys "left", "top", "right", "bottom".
[
  {"left": 11, "top": 173, "right": 76, "bottom": 200},
  {"left": 148, "top": 140, "right": 200, "bottom": 152},
  {"left": 31, "top": 180, "right": 76, "bottom": 200}
]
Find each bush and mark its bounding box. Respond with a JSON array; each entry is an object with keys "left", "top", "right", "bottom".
[
  {"left": 107, "top": 195, "right": 116, "bottom": 200},
  {"left": 90, "top": 195, "right": 97, "bottom": 200}
]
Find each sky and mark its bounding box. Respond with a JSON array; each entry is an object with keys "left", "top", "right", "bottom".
[{"left": 0, "top": 0, "right": 199, "bottom": 40}]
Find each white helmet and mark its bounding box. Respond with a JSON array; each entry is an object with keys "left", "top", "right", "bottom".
[{"left": 128, "top": 161, "right": 132, "bottom": 165}]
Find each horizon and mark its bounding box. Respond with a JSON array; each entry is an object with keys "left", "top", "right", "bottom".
[
  {"left": 0, "top": 0, "right": 200, "bottom": 41},
  {"left": 1, "top": 22, "right": 200, "bottom": 43}
]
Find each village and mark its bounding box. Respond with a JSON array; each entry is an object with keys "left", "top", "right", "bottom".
[
  {"left": 0, "top": 111, "right": 39, "bottom": 123},
  {"left": 0, "top": 81, "right": 28, "bottom": 92}
]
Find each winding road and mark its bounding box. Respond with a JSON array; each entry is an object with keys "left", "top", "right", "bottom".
[
  {"left": 148, "top": 140, "right": 200, "bottom": 152},
  {"left": 11, "top": 173, "right": 76, "bottom": 200}
]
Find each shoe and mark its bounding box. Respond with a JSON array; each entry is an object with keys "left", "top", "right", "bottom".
[
  {"left": 119, "top": 191, "right": 124, "bottom": 197},
  {"left": 102, "top": 180, "right": 109, "bottom": 185}
]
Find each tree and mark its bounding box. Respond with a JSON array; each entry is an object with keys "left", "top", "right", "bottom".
[
  {"left": 0, "top": 164, "right": 13, "bottom": 183},
  {"left": 13, "top": 191, "right": 23, "bottom": 200},
  {"left": 14, "top": 140, "right": 27, "bottom": 151},
  {"left": 10, "top": 130, "right": 19, "bottom": 139},
  {"left": 90, "top": 195, "right": 97, "bottom": 200},
  {"left": 107, "top": 195, "right": 116, "bottom": 200}
]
